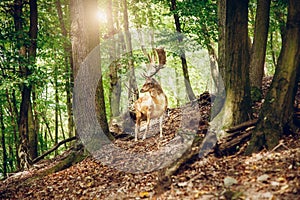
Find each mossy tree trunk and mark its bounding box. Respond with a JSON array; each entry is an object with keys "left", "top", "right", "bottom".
[
  {"left": 245, "top": 0, "right": 300, "bottom": 154},
  {"left": 215, "top": 0, "right": 252, "bottom": 131}
]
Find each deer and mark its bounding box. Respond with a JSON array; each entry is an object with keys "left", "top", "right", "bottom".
[{"left": 133, "top": 47, "right": 168, "bottom": 141}]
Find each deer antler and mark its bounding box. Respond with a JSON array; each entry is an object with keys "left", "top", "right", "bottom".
[
  {"left": 147, "top": 64, "right": 165, "bottom": 78},
  {"left": 142, "top": 47, "right": 166, "bottom": 78}
]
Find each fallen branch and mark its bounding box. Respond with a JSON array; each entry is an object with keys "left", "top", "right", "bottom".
[
  {"left": 33, "top": 136, "right": 77, "bottom": 163},
  {"left": 225, "top": 119, "right": 258, "bottom": 133},
  {"left": 1, "top": 144, "right": 87, "bottom": 194},
  {"left": 216, "top": 130, "right": 253, "bottom": 156}
]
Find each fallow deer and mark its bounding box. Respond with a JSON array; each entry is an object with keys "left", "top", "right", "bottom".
[{"left": 134, "top": 48, "right": 168, "bottom": 141}]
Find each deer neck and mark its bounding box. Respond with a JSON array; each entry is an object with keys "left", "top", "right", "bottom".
[
  {"left": 149, "top": 88, "right": 166, "bottom": 105},
  {"left": 149, "top": 87, "right": 163, "bottom": 97}
]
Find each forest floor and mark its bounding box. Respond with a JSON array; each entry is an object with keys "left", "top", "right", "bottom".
[{"left": 1, "top": 77, "right": 300, "bottom": 200}]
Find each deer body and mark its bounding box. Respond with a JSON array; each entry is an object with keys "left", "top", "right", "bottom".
[{"left": 134, "top": 77, "right": 168, "bottom": 141}]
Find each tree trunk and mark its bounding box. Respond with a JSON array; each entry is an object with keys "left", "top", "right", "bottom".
[
  {"left": 216, "top": 0, "right": 252, "bottom": 130},
  {"left": 171, "top": 0, "right": 196, "bottom": 101},
  {"left": 28, "top": 102, "right": 38, "bottom": 160},
  {"left": 27, "top": 0, "right": 38, "bottom": 161},
  {"left": 70, "top": 0, "right": 112, "bottom": 139},
  {"left": 0, "top": 105, "right": 7, "bottom": 179},
  {"left": 14, "top": 0, "right": 37, "bottom": 170},
  {"left": 206, "top": 42, "right": 221, "bottom": 94},
  {"left": 70, "top": 0, "right": 90, "bottom": 79},
  {"left": 54, "top": 65, "right": 59, "bottom": 155},
  {"left": 56, "top": 0, "right": 75, "bottom": 139},
  {"left": 108, "top": 0, "right": 121, "bottom": 118},
  {"left": 18, "top": 85, "right": 32, "bottom": 170},
  {"left": 6, "top": 90, "right": 20, "bottom": 169},
  {"left": 249, "top": 0, "right": 271, "bottom": 99},
  {"left": 218, "top": 0, "right": 226, "bottom": 82},
  {"left": 245, "top": 0, "right": 300, "bottom": 154},
  {"left": 123, "top": 0, "right": 139, "bottom": 104}
]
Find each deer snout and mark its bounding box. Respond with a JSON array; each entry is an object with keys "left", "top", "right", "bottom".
[{"left": 140, "top": 88, "right": 146, "bottom": 93}]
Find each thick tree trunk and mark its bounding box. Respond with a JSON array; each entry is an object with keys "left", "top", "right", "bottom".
[
  {"left": 245, "top": 0, "right": 300, "bottom": 154},
  {"left": 249, "top": 0, "right": 271, "bottom": 99},
  {"left": 14, "top": 0, "right": 38, "bottom": 170},
  {"left": 18, "top": 85, "right": 32, "bottom": 170},
  {"left": 70, "top": 0, "right": 90, "bottom": 79},
  {"left": 171, "top": 0, "right": 196, "bottom": 101},
  {"left": 70, "top": 0, "right": 112, "bottom": 139},
  {"left": 216, "top": 0, "right": 252, "bottom": 130}
]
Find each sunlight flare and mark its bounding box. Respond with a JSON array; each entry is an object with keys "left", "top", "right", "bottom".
[{"left": 96, "top": 9, "right": 107, "bottom": 23}]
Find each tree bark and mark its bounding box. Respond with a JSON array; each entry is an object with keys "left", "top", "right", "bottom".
[
  {"left": 5, "top": 90, "right": 20, "bottom": 169},
  {"left": 108, "top": 0, "right": 121, "bottom": 118},
  {"left": 0, "top": 105, "right": 8, "bottom": 179},
  {"left": 206, "top": 42, "right": 221, "bottom": 94},
  {"left": 171, "top": 0, "right": 196, "bottom": 101},
  {"left": 123, "top": 0, "right": 139, "bottom": 104},
  {"left": 245, "top": 0, "right": 300, "bottom": 154},
  {"left": 215, "top": 0, "right": 252, "bottom": 130},
  {"left": 70, "top": 0, "right": 112, "bottom": 139},
  {"left": 28, "top": 102, "right": 38, "bottom": 160},
  {"left": 27, "top": 0, "right": 38, "bottom": 161},
  {"left": 54, "top": 65, "right": 59, "bottom": 155},
  {"left": 249, "top": 0, "right": 271, "bottom": 98},
  {"left": 218, "top": 0, "right": 226, "bottom": 82},
  {"left": 14, "top": 0, "right": 38, "bottom": 170},
  {"left": 56, "top": 0, "right": 75, "bottom": 138}
]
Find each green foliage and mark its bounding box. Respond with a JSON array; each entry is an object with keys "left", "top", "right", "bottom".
[
  {"left": 265, "top": 0, "right": 288, "bottom": 75},
  {"left": 0, "top": 0, "right": 288, "bottom": 175},
  {"left": 0, "top": 0, "right": 72, "bottom": 174},
  {"left": 175, "top": 0, "right": 218, "bottom": 47}
]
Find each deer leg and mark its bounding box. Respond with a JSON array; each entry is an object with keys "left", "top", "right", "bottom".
[
  {"left": 159, "top": 115, "right": 163, "bottom": 138},
  {"left": 143, "top": 112, "right": 151, "bottom": 140},
  {"left": 135, "top": 113, "right": 141, "bottom": 141}
]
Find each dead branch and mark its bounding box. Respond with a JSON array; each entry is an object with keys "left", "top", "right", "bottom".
[
  {"left": 225, "top": 119, "right": 258, "bottom": 133},
  {"left": 33, "top": 136, "right": 77, "bottom": 163},
  {"left": 216, "top": 131, "right": 253, "bottom": 156}
]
